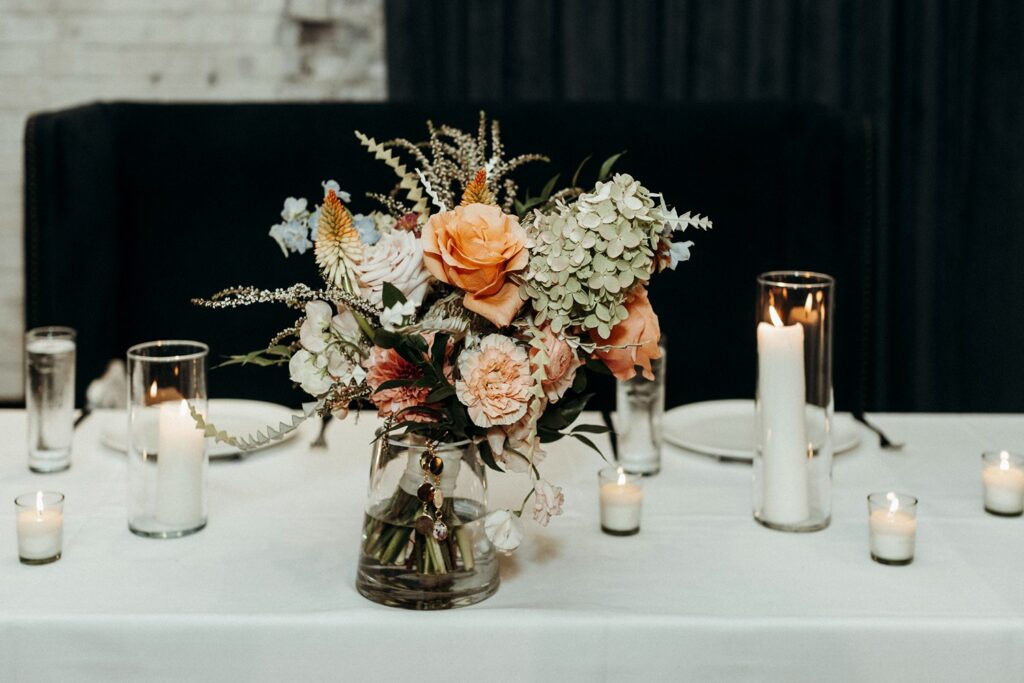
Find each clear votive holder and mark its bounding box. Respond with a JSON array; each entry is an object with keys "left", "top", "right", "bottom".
[
  {"left": 25, "top": 326, "right": 76, "bottom": 473},
  {"left": 614, "top": 340, "right": 666, "bottom": 475},
  {"left": 127, "top": 341, "right": 209, "bottom": 538},
  {"left": 981, "top": 451, "right": 1024, "bottom": 517},
  {"left": 15, "top": 491, "right": 64, "bottom": 565},
  {"left": 867, "top": 492, "right": 918, "bottom": 566},
  {"left": 754, "top": 271, "right": 834, "bottom": 532},
  {"left": 598, "top": 467, "right": 644, "bottom": 536}
]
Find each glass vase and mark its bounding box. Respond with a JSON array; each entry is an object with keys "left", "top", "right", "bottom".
[
  {"left": 753, "top": 271, "right": 834, "bottom": 532},
  {"left": 614, "top": 341, "right": 666, "bottom": 475},
  {"left": 356, "top": 435, "right": 499, "bottom": 610},
  {"left": 126, "top": 340, "right": 209, "bottom": 539}
]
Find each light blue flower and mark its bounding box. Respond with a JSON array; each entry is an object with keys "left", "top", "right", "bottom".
[
  {"left": 308, "top": 206, "right": 322, "bottom": 241},
  {"left": 668, "top": 240, "right": 694, "bottom": 270},
  {"left": 353, "top": 213, "right": 380, "bottom": 246},
  {"left": 269, "top": 219, "right": 313, "bottom": 257},
  {"left": 280, "top": 196, "right": 308, "bottom": 222},
  {"left": 321, "top": 180, "right": 351, "bottom": 203}
]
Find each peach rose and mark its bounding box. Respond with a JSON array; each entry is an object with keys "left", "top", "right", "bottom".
[
  {"left": 591, "top": 288, "right": 662, "bottom": 381},
  {"left": 530, "top": 325, "right": 583, "bottom": 403},
  {"left": 422, "top": 203, "right": 528, "bottom": 327}
]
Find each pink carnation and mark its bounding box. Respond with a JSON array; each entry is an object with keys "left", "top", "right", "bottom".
[
  {"left": 364, "top": 334, "right": 451, "bottom": 422},
  {"left": 456, "top": 334, "right": 534, "bottom": 428},
  {"left": 530, "top": 325, "right": 583, "bottom": 403}
]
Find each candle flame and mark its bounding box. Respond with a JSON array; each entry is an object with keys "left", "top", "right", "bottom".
[
  {"left": 1000, "top": 450, "right": 1011, "bottom": 470},
  {"left": 886, "top": 491, "right": 899, "bottom": 514},
  {"left": 35, "top": 491, "right": 44, "bottom": 516},
  {"left": 616, "top": 467, "right": 626, "bottom": 486},
  {"left": 804, "top": 293, "right": 813, "bottom": 313},
  {"left": 149, "top": 381, "right": 158, "bottom": 399},
  {"left": 768, "top": 305, "right": 784, "bottom": 328}
]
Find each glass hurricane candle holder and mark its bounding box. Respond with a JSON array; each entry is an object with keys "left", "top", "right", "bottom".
[
  {"left": 127, "top": 341, "right": 209, "bottom": 539},
  {"left": 753, "top": 271, "right": 834, "bottom": 532},
  {"left": 868, "top": 492, "right": 918, "bottom": 565},
  {"left": 25, "top": 326, "right": 76, "bottom": 473},
  {"left": 15, "top": 491, "right": 64, "bottom": 565},
  {"left": 598, "top": 467, "right": 644, "bottom": 535},
  {"left": 981, "top": 451, "right": 1024, "bottom": 517},
  {"left": 614, "top": 341, "right": 666, "bottom": 475}
]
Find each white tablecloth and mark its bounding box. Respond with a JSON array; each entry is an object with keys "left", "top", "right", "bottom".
[{"left": 1, "top": 409, "right": 1023, "bottom": 682}]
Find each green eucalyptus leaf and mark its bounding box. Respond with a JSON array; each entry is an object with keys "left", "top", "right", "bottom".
[
  {"left": 381, "top": 282, "right": 406, "bottom": 309},
  {"left": 477, "top": 440, "right": 505, "bottom": 473},
  {"left": 571, "top": 423, "right": 610, "bottom": 434},
  {"left": 374, "top": 378, "right": 414, "bottom": 393},
  {"left": 598, "top": 151, "right": 625, "bottom": 182},
  {"left": 571, "top": 155, "right": 592, "bottom": 188},
  {"left": 570, "top": 432, "right": 607, "bottom": 459},
  {"left": 540, "top": 173, "right": 561, "bottom": 202},
  {"left": 426, "top": 385, "right": 455, "bottom": 403}
]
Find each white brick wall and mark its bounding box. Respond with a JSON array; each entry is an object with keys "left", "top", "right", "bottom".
[{"left": 0, "top": 0, "right": 387, "bottom": 400}]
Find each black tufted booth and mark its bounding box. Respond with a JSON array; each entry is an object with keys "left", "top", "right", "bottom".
[{"left": 24, "top": 102, "right": 871, "bottom": 412}]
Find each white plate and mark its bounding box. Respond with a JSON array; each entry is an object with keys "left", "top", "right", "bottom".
[
  {"left": 662, "top": 399, "right": 861, "bottom": 461},
  {"left": 101, "top": 399, "right": 302, "bottom": 461}
]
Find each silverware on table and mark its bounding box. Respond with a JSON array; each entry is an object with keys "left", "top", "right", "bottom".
[
  {"left": 73, "top": 405, "right": 92, "bottom": 429},
  {"left": 310, "top": 414, "right": 333, "bottom": 449},
  {"left": 853, "top": 412, "right": 905, "bottom": 450}
]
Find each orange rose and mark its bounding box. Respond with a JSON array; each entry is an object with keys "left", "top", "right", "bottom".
[
  {"left": 421, "top": 203, "right": 528, "bottom": 327},
  {"left": 591, "top": 288, "right": 662, "bottom": 381}
]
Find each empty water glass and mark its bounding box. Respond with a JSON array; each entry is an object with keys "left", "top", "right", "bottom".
[
  {"left": 25, "top": 327, "right": 76, "bottom": 473},
  {"left": 614, "top": 342, "right": 666, "bottom": 475}
]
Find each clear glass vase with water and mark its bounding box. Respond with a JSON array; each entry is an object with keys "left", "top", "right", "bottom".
[{"left": 356, "top": 436, "right": 499, "bottom": 610}]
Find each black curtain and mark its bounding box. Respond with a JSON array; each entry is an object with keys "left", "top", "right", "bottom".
[{"left": 386, "top": 0, "right": 1024, "bottom": 412}]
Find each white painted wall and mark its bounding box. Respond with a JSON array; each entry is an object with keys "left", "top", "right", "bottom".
[{"left": 0, "top": 0, "right": 386, "bottom": 399}]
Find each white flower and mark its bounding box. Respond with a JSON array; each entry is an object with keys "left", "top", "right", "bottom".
[
  {"left": 380, "top": 300, "right": 416, "bottom": 331},
  {"left": 281, "top": 197, "right": 309, "bottom": 222},
  {"left": 288, "top": 349, "right": 333, "bottom": 396},
  {"left": 331, "top": 310, "right": 361, "bottom": 338},
  {"left": 484, "top": 509, "right": 524, "bottom": 553},
  {"left": 299, "top": 300, "right": 333, "bottom": 353},
  {"left": 532, "top": 479, "right": 564, "bottom": 526},
  {"left": 355, "top": 230, "right": 431, "bottom": 306},
  {"left": 321, "top": 180, "right": 351, "bottom": 203},
  {"left": 668, "top": 240, "right": 694, "bottom": 270}
]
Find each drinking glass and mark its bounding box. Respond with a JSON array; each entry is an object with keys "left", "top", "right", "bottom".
[
  {"left": 25, "top": 326, "right": 76, "bottom": 473},
  {"left": 614, "top": 342, "right": 666, "bottom": 475}
]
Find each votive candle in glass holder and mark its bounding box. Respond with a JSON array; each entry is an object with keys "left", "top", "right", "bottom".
[
  {"left": 127, "top": 341, "right": 209, "bottom": 539},
  {"left": 981, "top": 451, "right": 1024, "bottom": 517},
  {"left": 867, "top": 492, "right": 917, "bottom": 566},
  {"left": 614, "top": 340, "right": 666, "bottom": 475},
  {"left": 598, "top": 467, "right": 643, "bottom": 536},
  {"left": 15, "top": 491, "right": 64, "bottom": 565}
]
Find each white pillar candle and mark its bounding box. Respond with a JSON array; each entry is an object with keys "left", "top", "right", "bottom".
[
  {"left": 757, "top": 306, "right": 810, "bottom": 525},
  {"left": 982, "top": 451, "right": 1024, "bottom": 515},
  {"left": 600, "top": 469, "right": 643, "bottom": 534},
  {"left": 156, "top": 399, "right": 206, "bottom": 528},
  {"left": 869, "top": 494, "right": 917, "bottom": 563},
  {"left": 16, "top": 492, "right": 63, "bottom": 562}
]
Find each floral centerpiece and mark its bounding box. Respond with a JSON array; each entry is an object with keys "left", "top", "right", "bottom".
[{"left": 194, "top": 113, "right": 709, "bottom": 607}]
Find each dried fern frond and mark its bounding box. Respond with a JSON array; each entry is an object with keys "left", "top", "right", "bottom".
[
  {"left": 315, "top": 190, "right": 362, "bottom": 293},
  {"left": 355, "top": 131, "right": 430, "bottom": 217}
]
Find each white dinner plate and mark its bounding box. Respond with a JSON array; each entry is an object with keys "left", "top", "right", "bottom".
[
  {"left": 662, "top": 399, "right": 861, "bottom": 461},
  {"left": 101, "top": 399, "right": 301, "bottom": 460}
]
